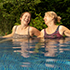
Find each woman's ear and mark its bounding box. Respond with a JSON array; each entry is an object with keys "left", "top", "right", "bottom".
[{"left": 52, "top": 15, "right": 54, "bottom": 19}]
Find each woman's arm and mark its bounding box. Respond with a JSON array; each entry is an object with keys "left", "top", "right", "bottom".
[
  {"left": 38, "top": 29, "right": 44, "bottom": 38},
  {"left": 30, "top": 27, "right": 40, "bottom": 37},
  {"left": 63, "top": 26, "right": 70, "bottom": 36},
  {"left": 60, "top": 25, "right": 70, "bottom": 37},
  {"left": 3, "top": 26, "right": 16, "bottom": 38}
]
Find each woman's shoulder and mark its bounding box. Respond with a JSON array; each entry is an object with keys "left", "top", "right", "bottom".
[
  {"left": 59, "top": 25, "right": 69, "bottom": 33},
  {"left": 12, "top": 25, "right": 16, "bottom": 28},
  {"left": 29, "top": 26, "right": 38, "bottom": 30},
  {"left": 59, "top": 25, "right": 66, "bottom": 27},
  {"left": 29, "top": 26, "right": 35, "bottom": 28},
  {"left": 41, "top": 28, "right": 46, "bottom": 32},
  {"left": 59, "top": 25, "right": 67, "bottom": 29},
  {"left": 13, "top": 25, "right": 20, "bottom": 29},
  {"left": 12, "top": 25, "right": 20, "bottom": 31}
]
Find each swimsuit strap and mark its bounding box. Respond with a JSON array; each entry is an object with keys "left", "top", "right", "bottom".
[
  {"left": 28, "top": 26, "right": 30, "bottom": 36},
  {"left": 55, "top": 25, "right": 60, "bottom": 32},
  {"left": 28, "top": 26, "right": 30, "bottom": 45},
  {"left": 44, "top": 29, "right": 46, "bottom": 35},
  {"left": 15, "top": 26, "right": 18, "bottom": 33},
  {"left": 14, "top": 25, "right": 30, "bottom": 36},
  {"left": 44, "top": 25, "right": 60, "bottom": 35},
  {"left": 15, "top": 26, "right": 30, "bottom": 35}
]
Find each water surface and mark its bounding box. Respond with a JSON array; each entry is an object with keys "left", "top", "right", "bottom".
[{"left": 0, "top": 37, "right": 70, "bottom": 70}]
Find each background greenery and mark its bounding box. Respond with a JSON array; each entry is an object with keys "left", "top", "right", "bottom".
[{"left": 0, "top": 0, "right": 70, "bottom": 35}]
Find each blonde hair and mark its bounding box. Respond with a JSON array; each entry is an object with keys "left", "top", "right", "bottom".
[{"left": 45, "top": 11, "right": 61, "bottom": 23}]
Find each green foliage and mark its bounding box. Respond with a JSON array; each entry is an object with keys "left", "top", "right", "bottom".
[
  {"left": 14, "top": 23, "right": 20, "bottom": 25},
  {"left": 30, "top": 13, "right": 47, "bottom": 31},
  {"left": 0, "top": 0, "right": 41, "bottom": 35},
  {"left": 0, "top": 0, "right": 70, "bottom": 35},
  {"left": 0, "top": 29, "right": 4, "bottom": 36}
]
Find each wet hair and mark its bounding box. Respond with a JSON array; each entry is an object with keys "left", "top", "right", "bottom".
[
  {"left": 20, "top": 12, "right": 31, "bottom": 25},
  {"left": 45, "top": 11, "right": 61, "bottom": 24}
]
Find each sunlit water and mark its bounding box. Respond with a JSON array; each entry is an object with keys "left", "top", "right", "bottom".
[{"left": 0, "top": 37, "right": 70, "bottom": 70}]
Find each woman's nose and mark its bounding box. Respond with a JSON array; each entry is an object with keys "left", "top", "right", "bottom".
[{"left": 43, "top": 17, "right": 45, "bottom": 20}]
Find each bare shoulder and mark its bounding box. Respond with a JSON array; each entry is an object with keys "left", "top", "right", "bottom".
[
  {"left": 59, "top": 25, "right": 70, "bottom": 36},
  {"left": 29, "top": 26, "right": 39, "bottom": 31},
  {"left": 29, "top": 26, "right": 40, "bottom": 37},
  {"left": 29, "top": 26, "right": 37, "bottom": 29},
  {"left": 13, "top": 25, "right": 20, "bottom": 30},
  {"left": 13, "top": 25, "right": 17, "bottom": 29},
  {"left": 60, "top": 25, "right": 65, "bottom": 28},
  {"left": 41, "top": 29, "right": 44, "bottom": 33},
  {"left": 59, "top": 25, "right": 69, "bottom": 30},
  {"left": 12, "top": 25, "right": 19, "bottom": 32}
]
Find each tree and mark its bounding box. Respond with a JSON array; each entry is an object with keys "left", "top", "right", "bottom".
[{"left": 0, "top": 0, "right": 70, "bottom": 35}]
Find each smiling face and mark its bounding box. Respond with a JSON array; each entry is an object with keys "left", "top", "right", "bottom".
[{"left": 20, "top": 12, "right": 31, "bottom": 26}]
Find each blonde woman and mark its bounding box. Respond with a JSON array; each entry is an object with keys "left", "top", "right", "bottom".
[{"left": 40, "top": 11, "right": 70, "bottom": 39}]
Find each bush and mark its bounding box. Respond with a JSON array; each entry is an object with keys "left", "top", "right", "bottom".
[{"left": 30, "top": 13, "right": 47, "bottom": 31}]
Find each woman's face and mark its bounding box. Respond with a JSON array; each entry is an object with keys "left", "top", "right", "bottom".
[
  {"left": 43, "top": 13, "right": 53, "bottom": 25},
  {"left": 20, "top": 12, "right": 31, "bottom": 26}
]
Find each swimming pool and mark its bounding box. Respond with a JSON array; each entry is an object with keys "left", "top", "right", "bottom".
[{"left": 0, "top": 37, "right": 70, "bottom": 70}]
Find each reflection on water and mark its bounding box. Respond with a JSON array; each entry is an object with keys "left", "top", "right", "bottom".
[
  {"left": 12, "top": 38, "right": 39, "bottom": 58},
  {"left": 0, "top": 37, "right": 70, "bottom": 69}
]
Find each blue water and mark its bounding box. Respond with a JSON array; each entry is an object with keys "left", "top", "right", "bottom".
[{"left": 0, "top": 37, "right": 70, "bottom": 70}]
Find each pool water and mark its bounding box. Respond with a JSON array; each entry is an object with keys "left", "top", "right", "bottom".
[{"left": 0, "top": 37, "right": 70, "bottom": 70}]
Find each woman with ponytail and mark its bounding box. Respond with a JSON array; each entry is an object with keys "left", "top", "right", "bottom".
[{"left": 39, "top": 11, "right": 70, "bottom": 39}]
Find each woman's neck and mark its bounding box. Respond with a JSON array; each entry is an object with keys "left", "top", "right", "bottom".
[
  {"left": 20, "top": 24, "right": 29, "bottom": 30},
  {"left": 47, "top": 24, "right": 58, "bottom": 30},
  {"left": 49, "top": 24, "right": 56, "bottom": 27},
  {"left": 46, "top": 25, "right": 58, "bottom": 34},
  {"left": 47, "top": 22, "right": 56, "bottom": 27}
]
